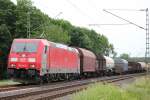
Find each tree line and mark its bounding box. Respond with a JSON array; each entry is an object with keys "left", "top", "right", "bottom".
[{"left": 0, "top": 0, "right": 115, "bottom": 78}]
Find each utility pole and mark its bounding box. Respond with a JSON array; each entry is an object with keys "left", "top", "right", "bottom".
[
  {"left": 27, "top": 11, "right": 31, "bottom": 38},
  {"left": 145, "top": 8, "right": 149, "bottom": 64}
]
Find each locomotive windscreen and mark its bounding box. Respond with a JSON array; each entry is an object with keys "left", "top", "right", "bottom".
[{"left": 12, "top": 42, "right": 38, "bottom": 52}]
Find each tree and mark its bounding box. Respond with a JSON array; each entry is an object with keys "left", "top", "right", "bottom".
[
  {"left": 0, "top": 0, "right": 16, "bottom": 78},
  {"left": 70, "top": 27, "right": 92, "bottom": 49},
  {"left": 120, "top": 53, "right": 130, "bottom": 60},
  {"left": 112, "top": 51, "right": 117, "bottom": 58},
  {"left": 42, "top": 24, "right": 70, "bottom": 44},
  {"left": 0, "top": 0, "right": 16, "bottom": 58}
]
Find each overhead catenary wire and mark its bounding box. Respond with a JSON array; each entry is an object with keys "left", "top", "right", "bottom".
[
  {"left": 89, "top": 23, "right": 130, "bottom": 26},
  {"left": 104, "top": 9, "right": 146, "bottom": 11},
  {"left": 103, "top": 9, "right": 146, "bottom": 30},
  {"left": 65, "top": 0, "right": 96, "bottom": 23}
]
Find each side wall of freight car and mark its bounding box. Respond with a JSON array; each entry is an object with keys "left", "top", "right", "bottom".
[
  {"left": 77, "top": 48, "right": 97, "bottom": 74},
  {"left": 128, "top": 62, "right": 142, "bottom": 73},
  {"left": 114, "top": 58, "right": 128, "bottom": 74},
  {"left": 96, "top": 55, "right": 106, "bottom": 75},
  {"left": 96, "top": 55, "right": 115, "bottom": 75}
]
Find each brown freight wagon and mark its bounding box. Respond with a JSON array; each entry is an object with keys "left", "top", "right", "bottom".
[
  {"left": 77, "top": 48, "right": 97, "bottom": 77},
  {"left": 128, "top": 62, "right": 142, "bottom": 73}
]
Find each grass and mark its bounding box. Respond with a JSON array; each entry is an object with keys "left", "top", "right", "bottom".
[
  {"left": 73, "top": 77, "right": 150, "bottom": 100},
  {"left": 0, "top": 80, "right": 20, "bottom": 86}
]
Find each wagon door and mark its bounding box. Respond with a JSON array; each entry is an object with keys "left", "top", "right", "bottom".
[{"left": 41, "top": 45, "right": 48, "bottom": 75}]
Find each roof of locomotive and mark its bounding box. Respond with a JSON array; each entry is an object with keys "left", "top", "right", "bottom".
[
  {"left": 49, "top": 41, "right": 78, "bottom": 53},
  {"left": 13, "top": 39, "right": 79, "bottom": 53},
  {"left": 13, "top": 38, "right": 49, "bottom": 45}
]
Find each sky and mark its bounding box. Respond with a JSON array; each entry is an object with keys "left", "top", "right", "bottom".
[{"left": 11, "top": 0, "right": 150, "bottom": 57}]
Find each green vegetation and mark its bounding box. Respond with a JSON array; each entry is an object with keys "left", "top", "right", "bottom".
[
  {"left": 0, "top": 0, "right": 115, "bottom": 78},
  {"left": 120, "top": 53, "right": 130, "bottom": 60},
  {"left": 73, "top": 77, "right": 150, "bottom": 100},
  {"left": 0, "top": 80, "right": 20, "bottom": 86}
]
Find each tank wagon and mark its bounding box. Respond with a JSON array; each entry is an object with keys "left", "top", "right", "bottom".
[
  {"left": 138, "top": 62, "right": 146, "bottom": 72},
  {"left": 8, "top": 39, "right": 80, "bottom": 82},
  {"left": 114, "top": 58, "right": 128, "bottom": 74},
  {"left": 96, "top": 55, "right": 115, "bottom": 76}
]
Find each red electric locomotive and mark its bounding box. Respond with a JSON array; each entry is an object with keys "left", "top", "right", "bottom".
[{"left": 8, "top": 39, "right": 80, "bottom": 83}]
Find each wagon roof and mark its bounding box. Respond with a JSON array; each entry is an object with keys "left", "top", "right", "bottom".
[
  {"left": 114, "top": 58, "right": 128, "bottom": 63},
  {"left": 77, "top": 48, "right": 96, "bottom": 58}
]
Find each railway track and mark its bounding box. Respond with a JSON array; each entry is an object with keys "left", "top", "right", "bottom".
[
  {"left": 0, "top": 80, "right": 71, "bottom": 92},
  {"left": 0, "top": 73, "right": 146, "bottom": 100}
]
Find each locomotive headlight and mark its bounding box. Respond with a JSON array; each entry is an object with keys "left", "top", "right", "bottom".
[
  {"left": 28, "top": 58, "right": 36, "bottom": 62},
  {"left": 30, "top": 64, "right": 35, "bottom": 68},
  {"left": 10, "top": 64, "right": 16, "bottom": 68},
  {"left": 10, "top": 58, "right": 18, "bottom": 62}
]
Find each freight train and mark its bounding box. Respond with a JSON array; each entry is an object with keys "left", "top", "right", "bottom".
[{"left": 7, "top": 39, "right": 147, "bottom": 83}]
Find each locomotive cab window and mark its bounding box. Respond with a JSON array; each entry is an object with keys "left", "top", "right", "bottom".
[{"left": 12, "top": 42, "right": 38, "bottom": 52}]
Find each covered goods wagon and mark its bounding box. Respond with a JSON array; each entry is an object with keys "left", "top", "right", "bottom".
[{"left": 77, "top": 48, "right": 97, "bottom": 76}]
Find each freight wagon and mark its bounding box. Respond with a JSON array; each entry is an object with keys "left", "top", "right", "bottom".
[
  {"left": 96, "top": 55, "right": 115, "bottom": 76},
  {"left": 77, "top": 48, "right": 97, "bottom": 77},
  {"left": 128, "top": 62, "right": 142, "bottom": 73},
  {"left": 114, "top": 58, "right": 128, "bottom": 74},
  {"left": 138, "top": 62, "right": 146, "bottom": 72}
]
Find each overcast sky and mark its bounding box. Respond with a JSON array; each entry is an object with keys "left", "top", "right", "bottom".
[{"left": 11, "top": 0, "right": 150, "bottom": 57}]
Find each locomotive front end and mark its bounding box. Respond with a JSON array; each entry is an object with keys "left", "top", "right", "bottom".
[{"left": 7, "top": 39, "right": 41, "bottom": 81}]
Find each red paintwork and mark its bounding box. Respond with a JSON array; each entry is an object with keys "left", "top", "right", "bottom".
[
  {"left": 8, "top": 39, "right": 48, "bottom": 71},
  {"left": 8, "top": 39, "right": 80, "bottom": 76},
  {"left": 48, "top": 42, "right": 80, "bottom": 73}
]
